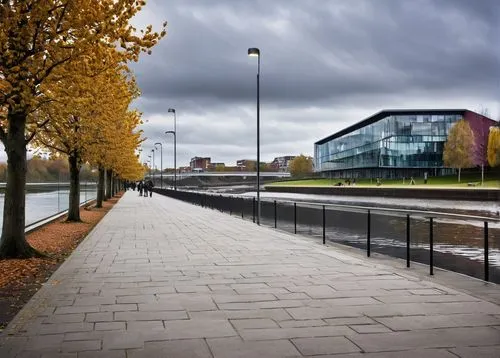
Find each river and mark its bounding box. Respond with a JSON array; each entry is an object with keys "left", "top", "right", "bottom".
[{"left": 0, "top": 183, "right": 97, "bottom": 228}]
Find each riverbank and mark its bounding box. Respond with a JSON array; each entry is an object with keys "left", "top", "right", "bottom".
[
  {"left": 0, "top": 194, "right": 121, "bottom": 331},
  {"left": 265, "top": 185, "right": 500, "bottom": 201}
]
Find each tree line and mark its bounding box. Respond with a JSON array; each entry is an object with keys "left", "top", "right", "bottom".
[
  {"left": 443, "top": 119, "right": 500, "bottom": 182},
  {"left": 0, "top": 1, "right": 166, "bottom": 258},
  {"left": 0, "top": 157, "right": 96, "bottom": 183}
]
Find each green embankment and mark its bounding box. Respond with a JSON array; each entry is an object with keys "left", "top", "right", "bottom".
[{"left": 267, "top": 174, "right": 500, "bottom": 188}]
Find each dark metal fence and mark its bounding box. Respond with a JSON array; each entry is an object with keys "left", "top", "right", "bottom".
[{"left": 155, "top": 188, "right": 500, "bottom": 283}]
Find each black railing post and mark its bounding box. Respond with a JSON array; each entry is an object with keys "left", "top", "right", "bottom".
[
  {"left": 241, "top": 198, "right": 244, "bottom": 219},
  {"left": 484, "top": 221, "right": 489, "bottom": 282},
  {"left": 406, "top": 214, "right": 410, "bottom": 268},
  {"left": 229, "top": 197, "right": 232, "bottom": 216},
  {"left": 429, "top": 217, "right": 434, "bottom": 275},
  {"left": 274, "top": 200, "right": 277, "bottom": 228},
  {"left": 294, "top": 202, "right": 297, "bottom": 234},
  {"left": 252, "top": 197, "right": 256, "bottom": 223},
  {"left": 367, "top": 210, "right": 371, "bottom": 257},
  {"left": 322, "top": 205, "right": 326, "bottom": 245}
]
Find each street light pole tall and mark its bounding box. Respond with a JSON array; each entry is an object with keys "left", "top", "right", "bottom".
[
  {"left": 168, "top": 108, "right": 177, "bottom": 190},
  {"left": 151, "top": 149, "right": 155, "bottom": 185},
  {"left": 154, "top": 142, "right": 163, "bottom": 189},
  {"left": 248, "top": 47, "right": 261, "bottom": 225},
  {"left": 165, "top": 131, "right": 176, "bottom": 190}
]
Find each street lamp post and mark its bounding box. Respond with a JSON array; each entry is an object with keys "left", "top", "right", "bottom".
[
  {"left": 165, "top": 131, "right": 176, "bottom": 190},
  {"left": 151, "top": 149, "right": 155, "bottom": 185},
  {"left": 248, "top": 47, "right": 261, "bottom": 225},
  {"left": 147, "top": 155, "right": 152, "bottom": 179},
  {"left": 154, "top": 142, "right": 163, "bottom": 189},
  {"left": 167, "top": 108, "right": 177, "bottom": 190}
]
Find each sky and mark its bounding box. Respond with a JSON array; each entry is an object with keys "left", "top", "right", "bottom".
[{"left": 12, "top": 0, "right": 500, "bottom": 167}]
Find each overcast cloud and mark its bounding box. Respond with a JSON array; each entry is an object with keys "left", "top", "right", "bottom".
[{"left": 11, "top": 0, "right": 500, "bottom": 167}]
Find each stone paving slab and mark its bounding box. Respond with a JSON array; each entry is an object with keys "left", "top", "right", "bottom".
[{"left": 1, "top": 191, "right": 499, "bottom": 357}]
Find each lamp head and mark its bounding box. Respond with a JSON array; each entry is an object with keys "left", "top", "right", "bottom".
[
  {"left": 168, "top": 108, "right": 175, "bottom": 113},
  {"left": 248, "top": 48, "right": 260, "bottom": 57},
  {"left": 165, "top": 130, "right": 175, "bottom": 135}
]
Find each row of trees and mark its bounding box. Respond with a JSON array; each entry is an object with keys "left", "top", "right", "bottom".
[
  {"left": 0, "top": 1, "right": 166, "bottom": 258},
  {"left": 0, "top": 157, "right": 96, "bottom": 183},
  {"left": 443, "top": 119, "right": 500, "bottom": 182}
]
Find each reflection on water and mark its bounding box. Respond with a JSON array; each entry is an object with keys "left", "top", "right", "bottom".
[
  {"left": 243, "top": 190, "right": 500, "bottom": 218},
  {"left": 0, "top": 183, "right": 97, "bottom": 229}
]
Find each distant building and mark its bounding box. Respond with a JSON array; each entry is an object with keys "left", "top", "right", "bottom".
[
  {"left": 314, "top": 109, "right": 496, "bottom": 179},
  {"left": 208, "top": 162, "right": 225, "bottom": 171},
  {"left": 179, "top": 166, "right": 191, "bottom": 173},
  {"left": 236, "top": 159, "right": 256, "bottom": 171},
  {"left": 190, "top": 157, "right": 211, "bottom": 171},
  {"left": 270, "top": 156, "right": 296, "bottom": 172}
]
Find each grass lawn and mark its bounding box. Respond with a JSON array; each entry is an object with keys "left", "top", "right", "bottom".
[{"left": 267, "top": 174, "right": 500, "bottom": 189}]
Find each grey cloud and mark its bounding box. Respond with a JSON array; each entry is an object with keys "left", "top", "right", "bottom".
[{"left": 134, "top": 0, "right": 500, "bottom": 110}]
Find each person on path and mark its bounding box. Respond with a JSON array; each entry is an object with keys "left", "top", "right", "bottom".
[
  {"left": 138, "top": 181, "right": 143, "bottom": 196},
  {"left": 146, "top": 179, "right": 154, "bottom": 197}
]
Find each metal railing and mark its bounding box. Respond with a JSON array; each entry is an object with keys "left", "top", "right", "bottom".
[
  {"left": 0, "top": 180, "right": 98, "bottom": 231},
  {"left": 155, "top": 188, "right": 500, "bottom": 283}
]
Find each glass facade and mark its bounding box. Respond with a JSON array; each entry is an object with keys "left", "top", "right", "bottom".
[{"left": 315, "top": 112, "right": 464, "bottom": 178}]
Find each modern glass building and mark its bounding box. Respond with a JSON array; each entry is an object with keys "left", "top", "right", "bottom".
[{"left": 314, "top": 109, "right": 495, "bottom": 179}]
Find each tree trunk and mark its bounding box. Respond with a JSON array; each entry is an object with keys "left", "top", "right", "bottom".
[
  {"left": 458, "top": 167, "right": 461, "bottom": 183},
  {"left": 96, "top": 166, "right": 105, "bottom": 208},
  {"left": 66, "top": 153, "right": 81, "bottom": 222},
  {"left": 0, "top": 111, "right": 41, "bottom": 258},
  {"left": 106, "top": 169, "right": 112, "bottom": 200}
]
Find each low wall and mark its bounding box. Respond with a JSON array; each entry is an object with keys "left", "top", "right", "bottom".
[{"left": 265, "top": 185, "right": 500, "bottom": 201}]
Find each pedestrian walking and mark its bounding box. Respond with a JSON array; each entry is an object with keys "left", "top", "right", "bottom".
[
  {"left": 138, "top": 181, "right": 143, "bottom": 196},
  {"left": 146, "top": 179, "right": 154, "bottom": 197}
]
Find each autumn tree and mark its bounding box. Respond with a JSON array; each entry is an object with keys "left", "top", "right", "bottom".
[
  {"left": 36, "top": 53, "right": 139, "bottom": 221},
  {"left": 487, "top": 126, "right": 500, "bottom": 167},
  {"left": 443, "top": 119, "right": 475, "bottom": 182},
  {"left": 0, "top": 1, "right": 166, "bottom": 258},
  {"left": 289, "top": 154, "right": 313, "bottom": 178}
]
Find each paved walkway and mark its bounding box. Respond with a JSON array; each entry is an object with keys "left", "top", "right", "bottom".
[{"left": 1, "top": 191, "right": 499, "bottom": 357}]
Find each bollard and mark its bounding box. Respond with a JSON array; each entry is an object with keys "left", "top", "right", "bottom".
[
  {"left": 406, "top": 214, "right": 410, "bottom": 268},
  {"left": 294, "top": 202, "right": 297, "bottom": 234},
  {"left": 274, "top": 200, "right": 277, "bottom": 228},
  {"left": 429, "top": 217, "right": 434, "bottom": 275},
  {"left": 367, "top": 210, "right": 371, "bottom": 257},
  {"left": 484, "top": 221, "right": 489, "bottom": 282},
  {"left": 322, "top": 205, "right": 326, "bottom": 245},
  {"left": 252, "top": 197, "right": 255, "bottom": 223}
]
